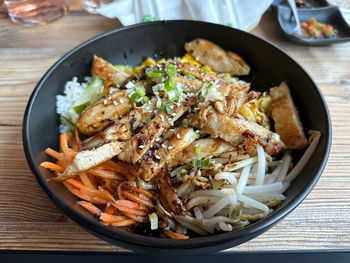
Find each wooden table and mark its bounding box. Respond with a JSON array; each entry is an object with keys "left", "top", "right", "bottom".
[{"left": 0, "top": 1, "right": 349, "bottom": 252}]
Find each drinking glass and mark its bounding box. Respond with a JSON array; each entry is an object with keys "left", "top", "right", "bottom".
[
  {"left": 82, "top": 0, "right": 114, "bottom": 14},
  {"left": 4, "top": 0, "right": 69, "bottom": 26}
]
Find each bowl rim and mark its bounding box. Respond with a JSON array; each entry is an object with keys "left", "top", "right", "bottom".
[{"left": 22, "top": 19, "right": 332, "bottom": 252}]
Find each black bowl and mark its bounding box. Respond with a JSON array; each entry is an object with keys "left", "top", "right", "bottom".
[{"left": 23, "top": 20, "right": 331, "bottom": 254}]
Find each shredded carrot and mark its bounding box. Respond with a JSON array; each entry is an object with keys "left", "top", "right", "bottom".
[
  {"left": 122, "top": 212, "right": 149, "bottom": 223},
  {"left": 88, "top": 169, "right": 124, "bottom": 180},
  {"left": 73, "top": 126, "right": 81, "bottom": 151},
  {"left": 164, "top": 230, "right": 189, "bottom": 240},
  {"left": 111, "top": 219, "right": 137, "bottom": 227},
  {"left": 45, "top": 148, "right": 65, "bottom": 161},
  {"left": 59, "top": 133, "right": 70, "bottom": 156},
  {"left": 114, "top": 199, "right": 143, "bottom": 210},
  {"left": 122, "top": 184, "right": 154, "bottom": 199},
  {"left": 100, "top": 213, "right": 128, "bottom": 223},
  {"left": 78, "top": 201, "right": 102, "bottom": 216},
  {"left": 105, "top": 204, "right": 118, "bottom": 214},
  {"left": 40, "top": 162, "right": 65, "bottom": 172},
  {"left": 79, "top": 173, "right": 95, "bottom": 189},
  {"left": 117, "top": 182, "right": 127, "bottom": 200},
  {"left": 113, "top": 204, "right": 148, "bottom": 216},
  {"left": 122, "top": 191, "right": 154, "bottom": 208}
]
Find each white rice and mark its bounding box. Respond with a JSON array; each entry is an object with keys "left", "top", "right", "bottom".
[{"left": 56, "top": 76, "right": 92, "bottom": 133}]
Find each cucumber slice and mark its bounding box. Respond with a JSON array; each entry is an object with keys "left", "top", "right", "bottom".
[{"left": 73, "top": 76, "right": 103, "bottom": 114}]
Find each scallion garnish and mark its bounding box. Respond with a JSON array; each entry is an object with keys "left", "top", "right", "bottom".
[
  {"left": 135, "top": 87, "right": 146, "bottom": 96},
  {"left": 180, "top": 169, "right": 188, "bottom": 175},
  {"left": 184, "top": 72, "right": 196, "bottom": 79},
  {"left": 181, "top": 123, "right": 188, "bottom": 128},
  {"left": 192, "top": 158, "right": 211, "bottom": 168},
  {"left": 195, "top": 146, "right": 201, "bottom": 155},
  {"left": 145, "top": 67, "right": 164, "bottom": 78},
  {"left": 161, "top": 103, "right": 172, "bottom": 115},
  {"left": 165, "top": 63, "right": 177, "bottom": 77},
  {"left": 148, "top": 212, "right": 158, "bottom": 230}
]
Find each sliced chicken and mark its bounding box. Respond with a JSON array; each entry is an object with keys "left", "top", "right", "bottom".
[
  {"left": 139, "top": 128, "right": 197, "bottom": 181},
  {"left": 83, "top": 124, "right": 130, "bottom": 150},
  {"left": 118, "top": 99, "right": 195, "bottom": 164},
  {"left": 184, "top": 39, "right": 250, "bottom": 76},
  {"left": 172, "top": 75, "right": 203, "bottom": 93},
  {"left": 76, "top": 90, "right": 132, "bottom": 136},
  {"left": 206, "top": 80, "right": 250, "bottom": 117},
  {"left": 156, "top": 168, "right": 186, "bottom": 215},
  {"left": 192, "top": 106, "right": 284, "bottom": 155},
  {"left": 226, "top": 51, "right": 251, "bottom": 76},
  {"left": 270, "top": 82, "right": 308, "bottom": 150},
  {"left": 170, "top": 138, "right": 235, "bottom": 167},
  {"left": 92, "top": 56, "right": 131, "bottom": 85},
  {"left": 64, "top": 141, "right": 123, "bottom": 176}
]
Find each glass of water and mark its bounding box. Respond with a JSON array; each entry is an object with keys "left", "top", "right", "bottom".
[
  {"left": 82, "top": 0, "right": 114, "bottom": 14},
  {"left": 4, "top": 0, "right": 69, "bottom": 26}
]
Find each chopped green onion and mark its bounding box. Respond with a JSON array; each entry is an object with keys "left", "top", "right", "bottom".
[
  {"left": 191, "top": 133, "right": 198, "bottom": 140},
  {"left": 203, "top": 158, "right": 211, "bottom": 167},
  {"left": 195, "top": 146, "right": 201, "bottom": 155},
  {"left": 192, "top": 158, "right": 211, "bottom": 168},
  {"left": 165, "top": 63, "right": 177, "bottom": 77},
  {"left": 133, "top": 74, "right": 140, "bottom": 82},
  {"left": 184, "top": 72, "right": 196, "bottom": 79},
  {"left": 142, "top": 95, "right": 149, "bottom": 103},
  {"left": 145, "top": 67, "right": 164, "bottom": 78},
  {"left": 199, "top": 69, "right": 207, "bottom": 74},
  {"left": 164, "top": 77, "right": 175, "bottom": 91},
  {"left": 148, "top": 212, "right": 158, "bottom": 230},
  {"left": 135, "top": 87, "right": 146, "bottom": 96},
  {"left": 129, "top": 92, "right": 140, "bottom": 105},
  {"left": 181, "top": 123, "right": 188, "bottom": 128},
  {"left": 180, "top": 169, "right": 188, "bottom": 175},
  {"left": 161, "top": 103, "right": 172, "bottom": 115}
]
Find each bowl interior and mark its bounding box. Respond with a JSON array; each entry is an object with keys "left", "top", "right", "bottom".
[{"left": 23, "top": 20, "right": 331, "bottom": 253}]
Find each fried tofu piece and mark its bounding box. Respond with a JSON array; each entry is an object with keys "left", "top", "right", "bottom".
[
  {"left": 76, "top": 90, "right": 132, "bottom": 136},
  {"left": 170, "top": 138, "right": 235, "bottom": 167},
  {"left": 270, "top": 82, "right": 308, "bottom": 150},
  {"left": 64, "top": 141, "right": 123, "bottom": 176},
  {"left": 139, "top": 128, "right": 197, "bottom": 181},
  {"left": 192, "top": 106, "right": 284, "bottom": 155},
  {"left": 184, "top": 39, "right": 250, "bottom": 76}
]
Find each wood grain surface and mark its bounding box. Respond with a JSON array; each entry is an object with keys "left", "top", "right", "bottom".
[{"left": 0, "top": 1, "right": 349, "bottom": 252}]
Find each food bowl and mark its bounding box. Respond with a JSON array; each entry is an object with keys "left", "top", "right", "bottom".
[{"left": 23, "top": 20, "right": 331, "bottom": 254}]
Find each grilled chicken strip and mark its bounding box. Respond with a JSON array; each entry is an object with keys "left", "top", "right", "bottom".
[
  {"left": 118, "top": 100, "right": 192, "bottom": 164},
  {"left": 170, "top": 138, "right": 235, "bottom": 167},
  {"left": 139, "top": 128, "right": 197, "bottom": 181},
  {"left": 82, "top": 98, "right": 157, "bottom": 149},
  {"left": 92, "top": 56, "right": 131, "bottom": 85},
  {"left": 270, "top": 82, "right": 308, "bottom": 149},
  {"left": 206, "top": 80, "right": 250, "bottom": 117},
  {"left": 76, "top": 90, "right": 132, "bottom": 136},
  {"left": 156, "top": 168, "right": 186, "bottom": 215},
  {"left": 184, "top": 39, "right": 250, "bottom": 76},
  {"left": 83, "top": 124, "right": 130, "bottom": 150},
  {"left": 192, "top": 106, "right": 284, "bottom": 155},
  {"left": 64, "top": 141, "right": 123, "bottom": 176}
]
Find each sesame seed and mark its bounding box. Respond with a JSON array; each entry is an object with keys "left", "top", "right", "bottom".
[
  {"left": 160, "top": 115, "right": 164, "bottom": 121},
  {"left": 103, "top": 99, "right": 107, "bottom": 105},
  {"left": 168, "top": 146, "right": 174, "bottom": 150},
  {"left": 120, "top": 98, "right": 125, "bottom": 103},
  {"left": 113, "top": 100, "right": 117, "bottom": 105},
  {"left": 177, "top": 133, "right": 181, "bottom": 139},
  {"left": 139, "top": 145, "right": 145, "bottom": 149},
  {"left": 155, "top": 155, "right": 161, "bottom": 160},
  {"left": 156, "top": 138, "right": 161, "bottom": 142},
  {"left": 161, "top": 144, "right": 166, "bottom": 148}
]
